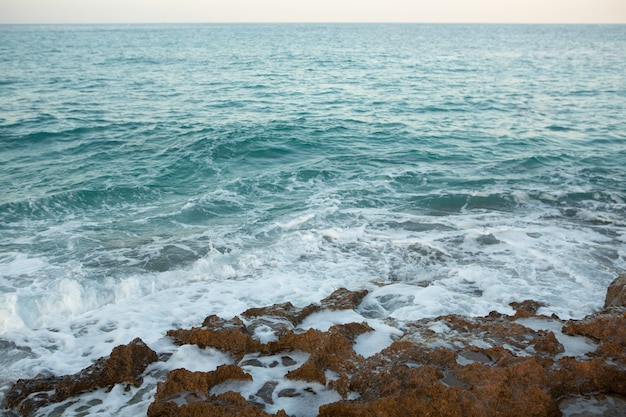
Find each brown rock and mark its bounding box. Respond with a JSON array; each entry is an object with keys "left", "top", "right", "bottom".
[
  {"left": 242, "top": 302, "right": 306, "bottom": 326},
  {"left": 271, "top": 299, "right": 625, "bottom": 417},
  {"left": 285, "top": 360, "right": 327, "bottom": 385},
  {"left": 604, "top": 274, "right": 626, "bottom": 309},
  {"left": 148, "top": 391, "right": 289, "bottom": 417},
  {"left": 153, "top": 365, "right": 251, "bottom": 402},
  {"left": 550, "top": 357, "right": 626, "bottom": 399},
  {"left": 272, "top": 322, "right": 372, "bottom": 388},
  {"left": 201, "top": 314, "right": 247, "bottom": 330},
  {"left": 562, "top": 311, "right": 626, "bottom": 345},
  {"left": 510, "top": 300, "right": 546, "bottom": 318},
  {"left": 590, "top": 342, "right": 626, "bottom": 365},
  {"left": 532, "top": 331, "right": 565, "bottom": 355},
  {"left": 321, "top": 349, "right": 562, "bottom": 417},
  {"left": 6, "top": 338, "right": 157, "bottom": 416},
  {"left": 9, "top": 284, "right": 626, "bottom": 417},
  {"left": 167, "top": 322, "right": 262, "bottom": 362},
  {"left": 241, "top": 288, "right": 369, "bottom": 327},
  {"left": 319, "top": 288, "right": 369, "bottom": 310},
  {"left": 148, "top": 366, "right": 289, "bottom": 417}
]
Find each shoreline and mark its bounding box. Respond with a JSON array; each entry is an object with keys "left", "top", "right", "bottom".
[{"left": 5, "top": 276, "right": 626, "bottom": 417}]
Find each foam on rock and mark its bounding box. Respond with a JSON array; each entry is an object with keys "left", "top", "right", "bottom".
[
  {"left": 5, "top": 338, "right": 157, "bottom": 416},
  {"left": 5, "top": 284, "right": 626, "bottom": 417}
]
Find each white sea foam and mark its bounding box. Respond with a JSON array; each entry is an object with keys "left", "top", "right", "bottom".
[
  {"left": 275, "top": 213, "right": 316, "bottom": 230},
  {"left": 0, "top": 293, "right": 23, "bottom": 333},
  {"left": 0, "top": 253, "right": 49, "bottom": 277},
  {"left": 353, "top": 320, "right": 403, "bottom": 358},
  {"left": 1, "top": 208, "right": 622, "bottom": 413}
]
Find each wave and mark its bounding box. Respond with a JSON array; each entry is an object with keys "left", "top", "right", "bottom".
[{"left": 0, "top": 186, "right": 162, "bottom": 221}]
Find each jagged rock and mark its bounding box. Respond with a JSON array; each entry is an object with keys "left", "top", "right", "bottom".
[
  {"left": 201, "top": 314, "right": 247, "bottom": 330},
  {"left": 147, "top": 365, "right": 289, "bottom": 417},
  {"left": 550, "top": 356, "right": 626, "bottom": 400},
  {"left": 153, "top": 287, "right": 626, "bottom": 416},
  {"left": 242, "top": 302, "right": 305, "bottom": 326},
  {"left": 5, "top": 338, "right": 157, "bottom": 416},
  {"left": 148, "top": 391, "right": 289, "bottom": 417},
  {"left": 556, "top": 275, "right": 626, "bottom": 369},
  {"left": 510, "top": 299, "right": 546, "bottom": 318},
  {"left": 604, "top": 274, "right": 626, "bottom": 309},
  {"left": 403, "top": 312, "right": 557, "bottom": 357},
  {"left": 7, "top": 286, "right": 626, "bottom": 417},
  {"left": 562, "top": 311, "right": 626, "bottom": 346},
  {"left": 241, "top": 288, "right": 369, "bottom": 327},
  {"left": 167, "top": 317, "right": 262, "bottom": 362},
  {"left": 153, "top": 365, "right": 251, "bottom": 402},
  {"left": 271, "top": 322, "right": 372, "bottom": 388},
  {"left": 319, "top": 288, "right": 369, "bottom": 311},
  {"left": 533, "top": 331, "right": 564, "bottom": 355}
]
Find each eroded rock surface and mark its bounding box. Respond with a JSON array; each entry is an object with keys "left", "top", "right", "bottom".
[
  {"left": 146, "top": 365, "right": 292, "bottom": 417},
  {"left": 5, "top": 284, "right": 626, "bottom": 417},
  {"left": 5, "top": 338, "right": 157, "bottom": 416}
]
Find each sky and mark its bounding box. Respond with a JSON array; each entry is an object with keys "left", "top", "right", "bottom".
[{"left": 1, "top": 0, "right": 625, "bottom": 24}]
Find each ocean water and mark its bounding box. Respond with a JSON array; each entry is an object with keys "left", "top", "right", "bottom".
[{"left": 0, "top": 23, "right": 625, "bottom": 415}]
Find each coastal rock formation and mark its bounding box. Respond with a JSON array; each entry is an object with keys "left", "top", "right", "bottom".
[
  {"left": 240, "top": 288, "right": 369, "bottom": 327},
  {"left": 5, "top": 338, "right": 157, "bottom": 416},
  {"left": 5, "top": 284, "right": 626, "bottom": 417},
  {"left": 604, "top": 273, "right": 626, "bottom": 309},
  {"left": 149, "top": 286, "right": 626, "bottom": 417},
  {"left": 146, "top": 365, "right": 291, "bottom": 417}
]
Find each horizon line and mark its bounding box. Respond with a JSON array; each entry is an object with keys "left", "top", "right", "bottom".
[{"left": 2, "top": 21, "right": 625, "bottom": 25}]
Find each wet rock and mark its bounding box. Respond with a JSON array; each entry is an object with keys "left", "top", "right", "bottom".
[
  {"left": 277, "top": 388, "right": 300, "bottom": 398},
  {"left": 147, "top": 365, "right": 291, "bottom": 416},
  {"left": 604, "top": 274, "right": 626, "bottom": 309},
  {"left": 241, "top": 288, "right": 369, "bottom": 328},
  {"left": 6, "top": 338, "right": 157, "bottom": 416},
  {"left": 321, "top": 343, "right": 563, "bottom": 417},
  {"left": 562, "top": 311, "right": 626, "bottom": 345},
  {"left": 533, "top": 331, "right": 565, "bottom": 355},
  {"left": 281, "top": 355, "right": 297, "bottom": 366},
  {"left": 510, "top": 299, "right": 546, "bottom": 318},
  {"left": 550, "top": 356, "right": 626, "bottom": 400},
  {"left": 318, "top": 288, "right": 369, "bottom": 311},
  {"left": 153, "top": 365, "right": 251, "bottom": 402},
  {"left": 255, "top": 381, "right": 278, "bottom": 404},
  {"left": 201, "top": 314, "right": 247, "bottom": 330},
  {"left": 240, "top": 358, "right": 265, "bottom": 367},
  {"left": 476, "top": 233, "right": 501, "bottom": 245},
  {"left": 148, "top": 390, "right": 289, "bottom": 417},
  {"left": 7, "top": 286, "right": 626, "bottom": 417},
  {"left": 167, "top": 318, "right": 262, "bottom": 362},
  {"left": 403, "top": 313, "right": 552, "bottom": 358},
  {"left": 242, "top": 302, "right": 305, "bottom": 327},
  {"left": 559, "top": 394, "right": 626, "bottom": 417},
  {"left": 285, "top": 360, "right": 327, "bottom": 386}
]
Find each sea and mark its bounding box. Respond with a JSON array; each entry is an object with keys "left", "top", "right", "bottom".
[{"left": 0, "top": 24, "right": 625, "bottom": 416}]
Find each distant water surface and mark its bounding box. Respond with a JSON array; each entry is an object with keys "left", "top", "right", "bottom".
[{"left": 0, "top": 24, "right": 625, "bottom": 415}]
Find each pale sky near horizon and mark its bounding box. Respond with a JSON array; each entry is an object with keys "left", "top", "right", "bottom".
[{"left": 1, "top": 0, "right": 625, "bottom": 24}]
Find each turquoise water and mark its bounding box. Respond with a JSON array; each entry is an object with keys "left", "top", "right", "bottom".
[{"left": 0, "top": 24, "right": 625, "bottom": 414}]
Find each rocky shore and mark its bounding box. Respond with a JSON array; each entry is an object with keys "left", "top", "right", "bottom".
[{"left": 5, "top": 276, "right": 626, "bottom": 417}]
